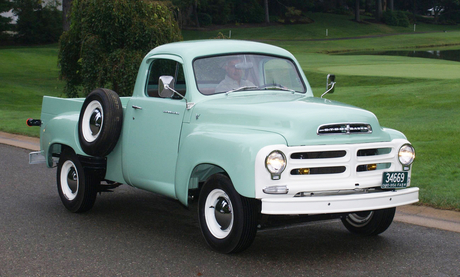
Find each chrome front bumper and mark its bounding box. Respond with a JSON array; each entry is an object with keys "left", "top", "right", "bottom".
[{"left": 261, "top": 187, "right": 419, "bottom": 215}]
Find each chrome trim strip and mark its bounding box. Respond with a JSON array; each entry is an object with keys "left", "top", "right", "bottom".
[{"left": 317, "top": 122, "right": 372, "bottom": 135}]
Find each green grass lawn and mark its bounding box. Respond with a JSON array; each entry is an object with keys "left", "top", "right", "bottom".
[
  {"left": 0, "top": 44, "right": 64, "bottom": 136},
  {"left": 1, "top": 13, "right": 459, "bottom": 210}
]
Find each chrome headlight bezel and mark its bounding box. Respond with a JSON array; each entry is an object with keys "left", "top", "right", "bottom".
[
  {"left": 265, "top": 150, "right": 287, "bottom": 180},
  {"left": 398, "top": 144, "right": 415, "bottom": 166}
]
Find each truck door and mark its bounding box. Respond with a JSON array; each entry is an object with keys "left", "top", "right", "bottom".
[{"left": 123, "top": 58, "right": 187, "bottom": 198}]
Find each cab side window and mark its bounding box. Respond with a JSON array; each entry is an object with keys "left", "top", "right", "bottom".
[{"left": 146, "top": 59, "right": 186, "bottom": 98}]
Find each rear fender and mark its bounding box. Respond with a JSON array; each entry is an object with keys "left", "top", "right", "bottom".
[{"left": 41, "top": 112, "right": 85, "bottom": 167}]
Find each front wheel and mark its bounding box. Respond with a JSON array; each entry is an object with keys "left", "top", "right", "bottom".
[
  {"left": 198, "top": 174, "right": 259, "bottom": 253},
  {"left": 57, "top": 150, "right": 98, "bottom": 213},
  {"left": 341, "top": 207, "right": 396, "bottom": 236}
]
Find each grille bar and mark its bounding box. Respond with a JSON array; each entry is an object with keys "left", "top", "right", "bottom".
[{"left": 291, "top": 150, "right": 346, "bottom": 160}]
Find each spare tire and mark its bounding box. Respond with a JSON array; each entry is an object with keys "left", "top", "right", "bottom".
[{"left": 78, "top": 88, "right": 123, "bottom": 157}]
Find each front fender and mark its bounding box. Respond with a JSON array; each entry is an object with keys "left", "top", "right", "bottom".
[
  {"left": 382, "top": 127, "right": 407, "bottom": 141},
  {"left": 175, "top": 125, "right": 286, "bottom": 206}
]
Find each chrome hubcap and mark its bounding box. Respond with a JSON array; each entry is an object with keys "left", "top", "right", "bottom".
[
  {"left": 67, "top": 168, "right": 78, "bottom": 194},
  {"left": 214, "top": 197, "right": 232, "bottom": 230},
  {"left": 89, "top": 108, "right": 102, "bottom": 136},
  {"left": 82, "top": 100, "right": 103, "bottom": 143}
]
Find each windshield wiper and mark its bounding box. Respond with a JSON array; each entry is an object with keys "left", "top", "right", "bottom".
[
  {"left": 260, "top": 85, "right": 297, "bottom": 93},
  {"left": 225, "top": 86, "right": 258, "bottom": 95}
]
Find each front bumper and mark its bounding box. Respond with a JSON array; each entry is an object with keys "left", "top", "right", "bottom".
[{"left": 261, "top": 187, "right": 419, "bottom": 215}]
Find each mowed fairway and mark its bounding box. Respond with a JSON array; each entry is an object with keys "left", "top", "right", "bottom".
[{"left": 317, "top": 56, "right": 460, "bottom": 79}]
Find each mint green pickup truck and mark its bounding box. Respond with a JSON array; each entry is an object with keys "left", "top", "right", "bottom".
[{"left": 29, "top": 40, "right": 418, "bottom": 253}]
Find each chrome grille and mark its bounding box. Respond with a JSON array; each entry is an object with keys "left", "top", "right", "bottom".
[
  {"left": 317, "top": 123, "right": 372, "bottom": 135},
  {"left": 289, "top": 146, "right": 394, "bottom": 176}
]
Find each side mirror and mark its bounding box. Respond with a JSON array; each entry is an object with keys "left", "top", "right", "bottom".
[
  {"left": 326, "top": 74, "right": 335, "bottom": 94},
  {"left": 158, "top": 76, "right": 176, "bottom": 98},
  {"left": 321, "top": 74, "right": 336, "bottom": 98}
]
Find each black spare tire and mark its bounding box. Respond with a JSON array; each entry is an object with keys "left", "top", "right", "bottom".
[{"left": 78, "top": 88, "right": 123, "bottom": 157}]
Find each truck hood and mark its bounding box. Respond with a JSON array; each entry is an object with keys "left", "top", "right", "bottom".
[{"left": 192, "top": 93, "right": 393, "bottom": 146}]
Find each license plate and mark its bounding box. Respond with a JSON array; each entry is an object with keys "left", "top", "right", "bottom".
[{"left": 381, "top": 171, "right": 408, "bottom": 189}]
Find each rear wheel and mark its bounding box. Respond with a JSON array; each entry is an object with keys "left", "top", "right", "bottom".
[
  {"left": 198, "top": 174, "right": 259, "bottom": 253},
  {"left": 57, "top": 150, "right": 98, "bottom": 213},
  {"left": 341, "top": 208, "right": 396, "bottom": 236}
]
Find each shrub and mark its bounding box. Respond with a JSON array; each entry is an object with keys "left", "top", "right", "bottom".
[
  {"left": 395, "top": 10, "right": 410, "bottom": 27},
  {"left": 383, "top": 10, "right": 410, "bottom": 27},
  {"left": 58, "top": 0, "right": 182, "bottom": 97},
  {"left": 382, "top": 10, "right": 398, "bottom": 26},
  {"left": 279, "top": 6, "right": 313, "bottom": 24},
  {"left": 198, "top": 13, "right": 212, "bottom": 26},
  {"left": 439, "top": 10, "right": 460, "bottom": 24}
]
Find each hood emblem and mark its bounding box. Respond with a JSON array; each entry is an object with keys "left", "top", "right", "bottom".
[{"left": 317, "top": 123, "right": 372, "bottom": 135}]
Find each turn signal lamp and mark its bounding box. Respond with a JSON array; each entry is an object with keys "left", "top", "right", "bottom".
[
  {"left": 367, "top": 164, "right": 377, "bottom": 171},
  {"left": 298, "top": 168, "right": 310, "bottom": 175}
]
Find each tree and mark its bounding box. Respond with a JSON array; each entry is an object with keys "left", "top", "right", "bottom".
[
  {"left": 12, "top": 0, "right": 62, "bottom": 44},
  {"left": 58, "top": 0, "right": 182, "bottom": 98},
  {"left": 0, "top": 0, "right": 13, "bottom": 39},
  {"left": 376, "top": 0, "right": 383, "bottom": 21},
  {"left": 354, "top": 0, "right": 360, "bottom": 22},
  {"left": 62, "top": 0, "right": 71, "bottom": 31},
  {"left": 264, "top": 0, "right": 269, "bottom": 23},
  {"left": 170, "top": 0, "right": 200, "bottom": 27}
]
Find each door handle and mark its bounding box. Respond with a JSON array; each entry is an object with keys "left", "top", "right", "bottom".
[{"left": 132, "top": 105, "right": 142, "bottom": 110}]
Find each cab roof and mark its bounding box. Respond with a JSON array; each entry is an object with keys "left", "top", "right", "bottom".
[{"left": 145, "top": 40, "right": 295, "bottom": 61}]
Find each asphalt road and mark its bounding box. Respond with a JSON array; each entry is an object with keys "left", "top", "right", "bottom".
[{"left": 1, "top": 144, "right": 460, "bottom": 276}]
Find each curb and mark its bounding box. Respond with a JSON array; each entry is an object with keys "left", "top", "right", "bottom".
[
  {"left": 0, "top": 131, "right": 40, "bottom": 151},
  {"left": 395, "top": 205, "right": 460, "bottom": 233},
  {"left": 1, "top": 131, "right": 460, "bottom": 233}
]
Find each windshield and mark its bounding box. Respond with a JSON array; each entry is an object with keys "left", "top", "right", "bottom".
[{"left": 193, "top": 54, "right": 306, "bottom": 95}]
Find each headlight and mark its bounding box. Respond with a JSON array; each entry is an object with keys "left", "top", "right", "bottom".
[
  {"left": 265, "top": 151, "right": 286, "bottom": 180},
  {"left": 398, "top": 144, "right": 415, "bottom": 166}
]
